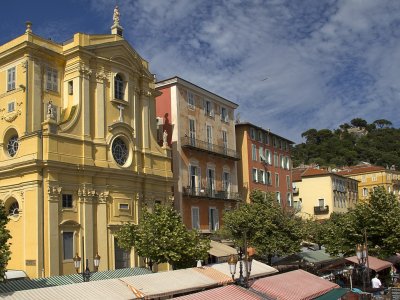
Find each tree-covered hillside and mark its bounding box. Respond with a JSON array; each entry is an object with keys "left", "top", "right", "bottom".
[{"left": 292, "top": 118, "right": 400, "bottom": 169}]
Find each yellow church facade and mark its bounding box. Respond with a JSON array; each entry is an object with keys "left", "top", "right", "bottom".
[{"left": 0, "top": 17, "right": 173, "bottom": 278}]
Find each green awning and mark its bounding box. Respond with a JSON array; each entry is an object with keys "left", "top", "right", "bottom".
[
  {"left": 313, "top": 288, "right": 349, "bottom": 300},
  {"left": 0, "top": 267, "right": 152, "bottom": 294}
]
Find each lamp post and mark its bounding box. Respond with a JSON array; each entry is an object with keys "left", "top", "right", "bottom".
[
  {"left": 356, "top": 244, "right": 368, "bottom": 295},
  {"left": 344, "top": 265, "right": 354, "bottom": 290},
  {"left": 227, "top": 247, "right": 253, "bottom": 288},
  {"left": 73, "top": 252, "right": 101, "bottom": 282}
]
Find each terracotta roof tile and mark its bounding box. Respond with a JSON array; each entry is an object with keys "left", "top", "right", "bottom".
[{"left": 337, "top": 165, "right": 386, "bottom": 176}]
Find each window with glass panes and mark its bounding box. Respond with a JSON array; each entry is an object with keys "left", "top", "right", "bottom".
[
  {"left": 46, "top": 67, "right": 58, "bottom": 92},
  {"left": 62, "top": 194, "right": 73, "bottom": 208},
  {"left": 7, "top": 67, "right": 15, "bottom": 91}
]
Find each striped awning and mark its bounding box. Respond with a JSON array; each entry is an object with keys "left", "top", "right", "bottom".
[
  {"left": 345, "top": 255, "right": 392, "bottom": 272},
  {"left": 119, "top": 268, "right": 220, "bottom": 299},
  {"left": 193, "top": 266, "right": 233, "bottom": 285},
  {"left": 313, "top": 288, "right": 349, "bottom": 300},
  {"left": 208, "top": 259, "right": 278, "bottom": 280},
  {"left": 208, "top": 241, "right": 237, "bottom": 258},
  {"left": 0, "top": 267, "right": 152, "bottom": 294},
  {"left": 251, "top": 269, "right": 339, "bottom": 300},
  {"left": 174, "top": 284, "right": 271, "bottom": 300}
]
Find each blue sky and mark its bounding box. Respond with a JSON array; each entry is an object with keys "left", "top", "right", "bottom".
[{"left": 1, "top": 0, "right": 400, "bottom": 143}]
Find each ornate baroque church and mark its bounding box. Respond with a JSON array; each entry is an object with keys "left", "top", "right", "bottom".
[{"left": 0, "top": 7, "right": 173, "bottom": 278}]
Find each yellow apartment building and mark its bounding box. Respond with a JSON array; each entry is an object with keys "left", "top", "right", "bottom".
[
  {"left": 0, "top": 9, "right": 173, "bottom": 278},
  {"left": 338, "top": 164, "right": 400, "bottom": 201},
  {"left": 292, "top": 168, "right": 358, "bottom": 220}
]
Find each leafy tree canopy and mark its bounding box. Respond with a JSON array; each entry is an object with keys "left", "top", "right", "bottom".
[
  {"left": 0, "top": 202, "right": 11, "bottom": 280},
  {"left": 350, "top": 118, "right": 368, "bottom": 128},
  {"left": 222, "top": 190, "right": 303, "bottom": 264},
  {"left": 323, "top": 187, "right": 400, "bottom": 258},
  {"left": 115, "top": 204, "right": 210, "bottom": 270},
  {"left": 293, "top": 118, "right": 400, "bottom": 169},
  {"left": 373, "top": 119, "right": 392, "bottom": 129}
]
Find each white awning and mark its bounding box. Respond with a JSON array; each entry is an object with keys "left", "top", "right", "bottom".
[{"left": 208, "top": 240, "right": 237, "bottom": 258}]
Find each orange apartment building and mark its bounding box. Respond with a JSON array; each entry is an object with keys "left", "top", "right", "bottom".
[
  {"left": 235, "top": 123, "right": 294, "bottom": 206},
  {"left": 155, "top": 77, "right": 240, "bottom": 232}
]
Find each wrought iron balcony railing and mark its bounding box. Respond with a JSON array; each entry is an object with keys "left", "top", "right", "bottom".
[
  {"left": 181, "top": 136, "right": 240, "bottom": 160},
  {"left": 314, "top": 205, "right": 329, "bottom": 215},
  {"left": 183, "top": 186, "right": 241, "bottom": 201}
]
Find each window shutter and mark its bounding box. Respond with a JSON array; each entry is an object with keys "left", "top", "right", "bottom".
[
  {"left": 198, "top": 167, "right": 201, "bottom": 189},
  {"left": 215, "top": 209, "right": 219, "bottom": 230}
]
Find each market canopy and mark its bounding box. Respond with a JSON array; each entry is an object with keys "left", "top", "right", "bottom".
[
  {"left": 174, "top": 284, "right": 271, "bottom": 300},
  {"left": 208, "top": 241, "right": 237, "bottom": 258},
  {"left": 273, "top": 249, "right": 339, "bottom": 266},
  {"left": 345, "top": 255, "right": 392, "bottom": 272},
  {"left": 250, "top": 269, "right": 339, "bottom": 300},
  {"left": 209, "top": 259, "right": 278, "bottom": 280},
  {"left": 313, "top": 288, "right": 349, "bottom": 300}
]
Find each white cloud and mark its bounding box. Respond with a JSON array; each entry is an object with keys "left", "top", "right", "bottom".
[{"left": 88, "top": 0, "right": 400, "bottom": 143}]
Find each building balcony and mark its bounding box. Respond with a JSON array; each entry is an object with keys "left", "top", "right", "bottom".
[
  {"left": 183, "top": 186, "right": 241, "bottom": 201},
  {"left": 314, "top": 205, "right": 329, "bottom": 215},
  {"left": 181, "top": 136, "right": 240, "bottom": 161}
]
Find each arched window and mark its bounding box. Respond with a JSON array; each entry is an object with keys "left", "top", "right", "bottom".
[
  {"left": 8, "top": 201, "right": 19, "bottom": 216},
  {"left": 114, "top": 74, "right": 124, "bottom": 100}
]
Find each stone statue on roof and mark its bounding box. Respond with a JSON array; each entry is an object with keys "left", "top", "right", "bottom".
[{"left": 113, "top": 5, "right": 120, "bottom": 25}]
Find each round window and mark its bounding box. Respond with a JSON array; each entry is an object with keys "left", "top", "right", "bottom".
[
  {"left": 7, "top": 135, "right": 19, "bottom": 157},
  {"left": 8, "top": 201, "right": 19, "bottom": 216},
  {"left": 112, "top": 137, "right": 128, "bottom": 166}
]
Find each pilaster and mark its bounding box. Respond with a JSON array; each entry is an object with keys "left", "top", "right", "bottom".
[
  {"left": 47, "top": 184, "right": 62, "bottom": 276},
  {"left": 78, "top": 184, "right": 96, "bottom": 270},
  {"left": 96, "top": 190, "right": 109, "bottom": 271}
]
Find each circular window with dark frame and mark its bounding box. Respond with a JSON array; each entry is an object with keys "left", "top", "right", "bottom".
[
  {"left": 112, "top": 137, "right": 128, "bottom": 166},
  {"left": 7, "top": 135, "right": 19, "bottom": 157},
  {"left": 8, "top": 201, "right": 19, "bottom": 217}
]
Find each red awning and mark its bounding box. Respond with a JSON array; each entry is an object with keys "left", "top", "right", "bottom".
[
  {"left": 251, "top": 269, "right": 339, "bottom": 300},
  {"left": 345, "top": 255, "right": 392, "bottom": 272},
  {"left": 174, "top": 285, "right": 266, "bottom": 300}
]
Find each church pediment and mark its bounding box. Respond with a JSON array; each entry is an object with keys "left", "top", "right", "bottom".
[{"left": 87, "top": 41, "right": 151, "bottom": 77}]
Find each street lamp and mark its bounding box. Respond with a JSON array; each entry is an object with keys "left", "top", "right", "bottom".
[
  {"left": 356, "top": 244, "right": 368, "bottom": 294},
  {"left": 227, "top": 247, "right": 253, "bottom": 288},
  {"left": 73, "top": 252, "right": 101, "bottom": 282},
  {"left": 343, "top": 265, "right": 354, "bottom": 290}
]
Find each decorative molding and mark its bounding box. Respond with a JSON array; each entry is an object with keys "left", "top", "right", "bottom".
[
  {"left": 48, "top": 185, "right": 62, "bottom": 202},
  {"left": 96, "top": 69, "right": 109, "bottom": 81},
  {"left": 1, "top": 110, "right": 21, "bottom": 122},
  {"left": 0, "top": 87, "right": 24, "bottom": 99},
  {"left": 140, "top": 89, "right": 152, "bottom": 97},
  {"left": 78, "top": 63, "right": 92, "bottom": 77},
  {"left": 98, "top": 190, "right": 110, "bottom": 203},
  {"left": 78, "top": 184, "right": 96, "bottom": 202},
  {"left": 21, "top": 60, "right": 28, "bottom": 73}
]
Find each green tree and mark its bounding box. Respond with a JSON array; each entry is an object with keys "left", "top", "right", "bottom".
[
  {"left": 0, "top": 202, "right": 11, "bottom": 280},
  {"left": 350, "top": 118, "right": 368, "bottom": 128},
  {"left": 223, "top": 190, "right": 303, "bottom": 264},
  {"left": 293, "top": 119, "right": 400, "bottom": 170},
  {"left": 324, "top": 187, "right": 400, "bottom": 258},
  {"left": 303, "top": 218, "right": 329, "bottom": 250},
  {"left": 373, "top": 119, "right": 392, "bottom": 129},
  {"left": 115, "top": 204, "right": 210, "bottom": 270}
]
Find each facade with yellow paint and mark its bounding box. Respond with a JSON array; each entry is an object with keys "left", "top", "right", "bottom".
[
  {"left": 292, "top": 168, "right": 358, "bottom": 220},
  {"left": 0, "top": 13, "right": 173, "bottom": 278},
  {"left": 338, "top": 164, "right": 400, "bottom": 201}
]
